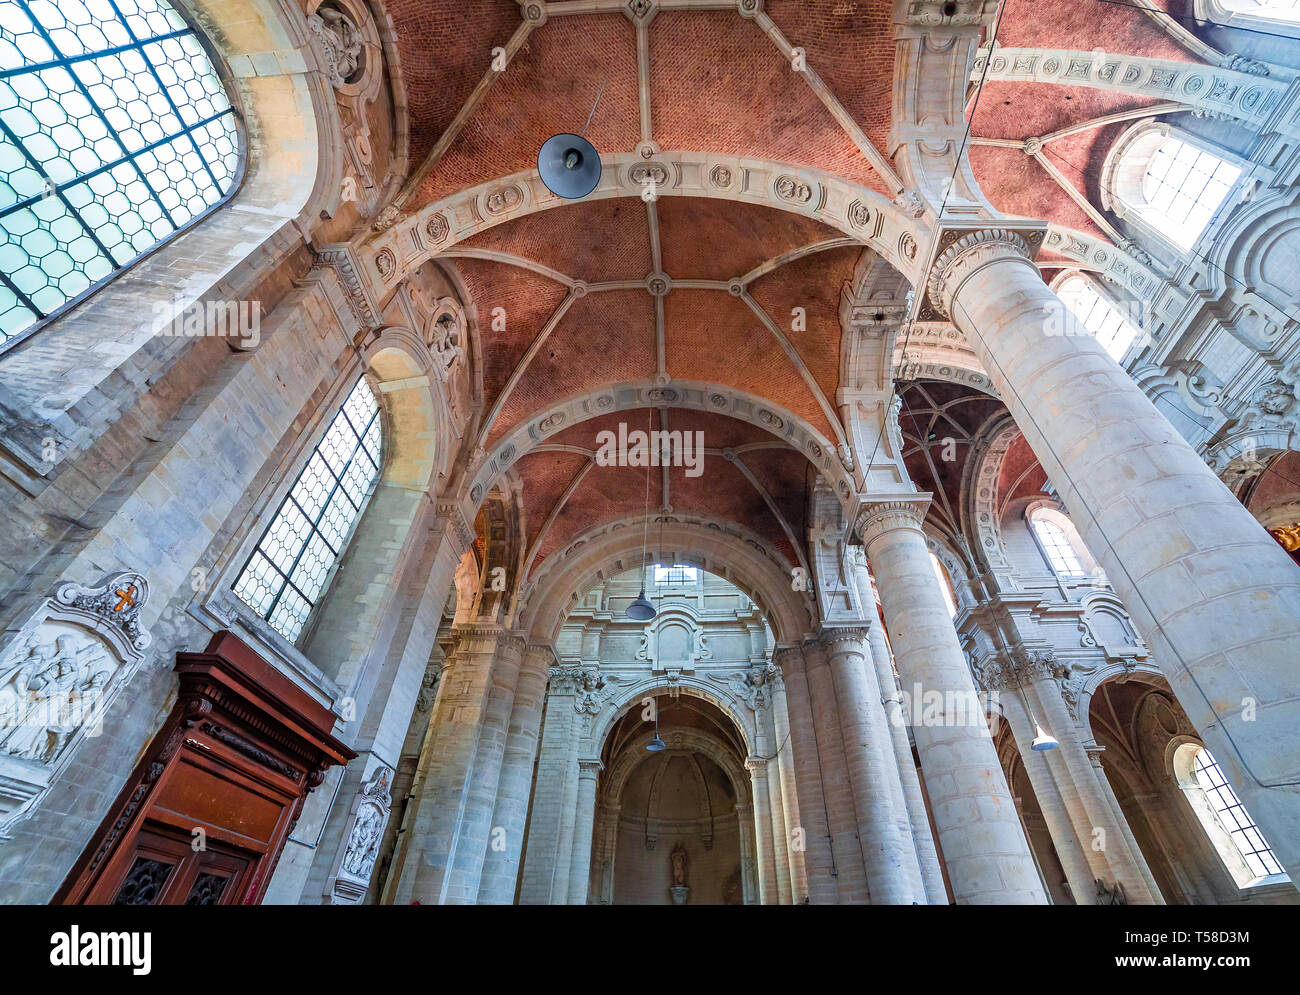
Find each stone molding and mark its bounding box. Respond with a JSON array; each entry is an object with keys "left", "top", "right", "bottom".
[
  {"left": 818, "top": 626, "right": 873, "bottom": 652},
  {"left": 853, "top": 496, "right": 932, "bottom": 552},
  {"left": 926, "top": 228, "right": 1036, "bottom": 319}
]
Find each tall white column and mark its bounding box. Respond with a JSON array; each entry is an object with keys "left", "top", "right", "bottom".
[
  {"left": 1023, "top": 656, "right": 1162, "bottom": 903},
  {"left": 567, "top": 758, "right": 602, "bottom": 905},
  {"left": 478, "top": 642, "right": 552, "bottom": 904},
  {"left": 997, "top": 684, "right": 1097, "bottom": 904},
  {"left": 390, "top": 622, "right": 513, "bottom": 905},
  {"left": 931, "top": 228, "right": 1300, "bottom": 881},
  {"left": 863, "top": 599, "right": 946, "bottom": 903},
  {"left": 757, "top": 695, "right": 794, "bottom": 904},
  {"left": 857, "top": 498, "right": 1046, "bottom": 903},
  {"left": 822, "top": 626, "right": 917, "bottom": 904},
  {"left": 768, "top": 674, "right": 810, "bottom": 902},
  {"left": 773, "top": 645, "right": 838, "bottom": 903},
  {"left": 518, "top": 666, "right": 581, "bottom": 904},
  {"left": 802, "top": 638, "right": 873, "bottom": 903},
  {"left": 746, "top": 756, "right": 779, "bottom": 904}
]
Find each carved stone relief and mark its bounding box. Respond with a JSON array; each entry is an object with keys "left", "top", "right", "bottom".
[{"left": 0, "top": 571, "right": 153, "bottom": 837}]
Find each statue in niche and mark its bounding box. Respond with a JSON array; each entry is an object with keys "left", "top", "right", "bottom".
[
  {"left": 670, "top": 842, "right": 688, "bottom": 887},
  {"left": 341, "top": 767, "right": 391, "bottom": 880},
  {"left": 0, "top": 632, "right": 114, "bottom": 764}
]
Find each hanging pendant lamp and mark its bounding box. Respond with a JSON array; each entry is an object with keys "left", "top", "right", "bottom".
[
  {"left": 626, "top": 407, "right": 657, "bottom": 621},
  {"left": 537, "top": 82, "right": 607, "bottom": 200},
  {"left": 646, "top": 694, "right": 666, "bottom": 751}
]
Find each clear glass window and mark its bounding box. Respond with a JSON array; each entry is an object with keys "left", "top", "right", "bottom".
[
  {"left": 1192, "top": 747, "right": 1285, "bottom": 879},
  {"left": 653, "top": 564, "right": 698, "bottom": 586},
  {"left": 0, "top": 0, "right": 240, "bottom": 347},
  {"left": 1139, "top": 136, "right": 1240, "bottom": 250},
  {"left": 1055, "top": 273, "right": 1140, "bottom": 361},
  {"left": 1030, "top": 515, "right": 1088, "bottom": 578},
  {"left": 232, "top": 378, "right": 383, "bottom": 643}
]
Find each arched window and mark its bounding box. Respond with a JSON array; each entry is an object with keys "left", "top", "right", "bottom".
[
  {"left": 0, "top": 0, "right": 240, "bottom": 349},
  {"left": 1028, "top": 510, "right": 1088, "bottom": 578},
  {"left": 232, "top": 377, "right": 384, "bottom": 642},
  {"left": 1215, "top": 0, "right": 1300, "bottom": 21},
  {"left": 1054, "top": 273, "right": 1141, "bottom": 361},
  {"left": 1102, "top": 124, "right": 1241, "bottom": 254},
  {"left": 1174, "top": 743, "right": 1287, "bottom": 886},
  {"left": 930, "top": 552, "right": 957, "bottom": 618},
  {"left": 1140, "top": 135, "right": 1240, "bottom": 249}
]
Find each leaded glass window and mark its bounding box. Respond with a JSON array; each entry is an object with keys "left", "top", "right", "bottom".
[
  {"left": 0, "top": 0, "right": 240, "bottom": 348},
  {"left": 1191, "top": 747, "right": 1285, "bottom": 879},
  {"left": 232, "top": 378, "right": 383, "bottom": 643}
]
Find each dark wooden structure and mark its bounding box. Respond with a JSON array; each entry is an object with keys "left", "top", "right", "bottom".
[{"left": 55, "top": 630, "right": 354, "bottom": 905}]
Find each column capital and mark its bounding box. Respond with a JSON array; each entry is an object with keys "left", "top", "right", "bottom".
[
  {"left": 926, "top": 227, "right": 1036, "bottom": 319},
  {"left": 449, "top": 621, "right": 507, "bottom": 653},
  {"left": 771, "top": 644, "right": 803, "bottom": 675},
  {"left": 853, "top": 495, "right": 932, "bottom": 551},
  {"left": 577, "top": 758, "right": 604, "bottom": 778},
  {"left": 818, "top": 625, "right": 872, "bottom": 652},
  {"left": 745, "top": 755, "right": 768, "bottom": 774}
]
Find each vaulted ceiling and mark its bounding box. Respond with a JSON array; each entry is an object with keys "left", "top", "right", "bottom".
[{"left": 376, "top": 0, "right": 1220, "bottom": 585}]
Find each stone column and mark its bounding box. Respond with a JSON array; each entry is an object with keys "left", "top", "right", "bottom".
[
  {"left": 756, "top": 691, "right": 793, "bottom": 904},
  {"left": 773, "top": 645, "right": 838, "bottom": 904},
  {"left": 477, "top": 642, "right": 553, "bottom": 904},
  {"left": 931, "top": 228, "right": 1300, "bottom": 881},
  {"left": 863, "top": 602, "right": 946, "bottom": 904},
  {"left": 388, "top": 622, "right": 511, "bottom": 905},
  {"left": 518, "top": 667, "right": 582, "bottom": 904},
  {"left": 856, "top": 498, "right": 1046, "bottom": 903},
  {"left": 996, "top": 682, "right": 1097, "bottom": 904},
  {"left": 822, "top": 626, "right": 917, "bottom": 904},
  {"left": 593, "top": 801, "right": 620, "bottom": 904},
  {"left": 1021, "top": 654, "right": 1162, "bottom": 904},
  {"left": 745, "top": 756, "right": 779, "bottom": 904},
  {"left": 1088, "top": 745, "right": 1165, "bottom": 903},
  {"left": 736, "top": 801, "right": 756, "bottom": 904},
  {"left": 802, "top": 637, "right": 873, "bottom": 903},
  {"left": 567, "top": 758, "right": 603, "bottom": 905},
  {"left": 768, "top": 673, "right": 810, "bottom": 902}
]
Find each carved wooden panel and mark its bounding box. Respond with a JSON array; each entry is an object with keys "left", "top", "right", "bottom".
[{"left": 54, "top": 631, "right": 354, "bottom": 905}]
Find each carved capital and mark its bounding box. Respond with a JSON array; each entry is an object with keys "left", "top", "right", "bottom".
[
  {"left": 853, "top": 496, "right": 931, "bottom": 551},
  {"left": 744, "top": 755, "right": 767, "bottom": 774},
  {"left": 771, "top": 644, "right": 802, "bottom": 675},
  {"left": 578, "top": 758, "right": 603, "bottom": 777},
  {"left": 819, "top": 626, "right": 872, "bottom": 653},
  {"left": 926, "top": 228, "right": 1035, "bottom": 319}
]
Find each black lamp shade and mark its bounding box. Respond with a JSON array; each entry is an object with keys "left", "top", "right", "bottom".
[
  {"left": 538, "top": 133, "right": 601, "bottom": 199},
  {"left": 626, "top": 588, "right": 656, "bottom": 621}
]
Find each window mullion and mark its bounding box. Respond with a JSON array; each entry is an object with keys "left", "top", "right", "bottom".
[
  {"left": 0, "top": 112, "right": 123, "bottom": 269},
  {"left": 0, "top": 27, "right": 190, "bottom": 80}
]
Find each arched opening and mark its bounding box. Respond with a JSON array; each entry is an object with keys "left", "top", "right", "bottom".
[{"left": 598, "top": 693, "right": 752, "bottom": 905}]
